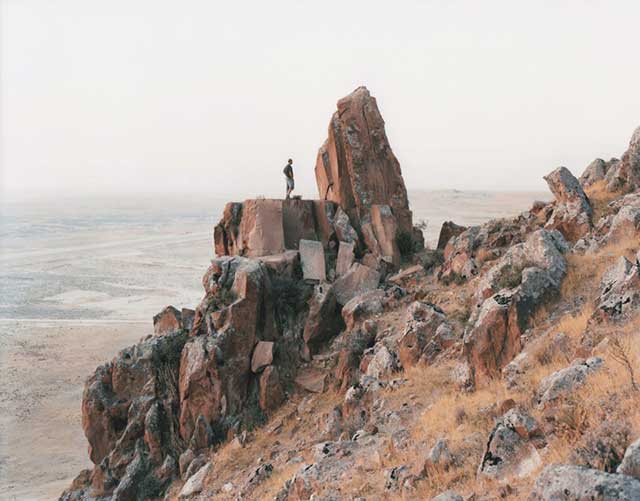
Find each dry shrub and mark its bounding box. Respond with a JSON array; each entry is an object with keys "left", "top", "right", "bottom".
[{"left": 570, "top": 419, "right": 631, "bottom": 472}]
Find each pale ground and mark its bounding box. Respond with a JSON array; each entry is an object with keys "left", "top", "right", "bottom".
[
  {"left": 0, "top": 321, "right": 147, "bottom": 500},
  {"left": 0, "top": 191, "right": 547, "bottom": 500}
]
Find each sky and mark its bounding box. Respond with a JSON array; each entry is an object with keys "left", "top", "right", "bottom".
[{"left": 2, "top": 0, "right": 640, "bottom": 201}]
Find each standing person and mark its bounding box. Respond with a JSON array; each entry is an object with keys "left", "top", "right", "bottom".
[{"left": 283, "top": 158, "right": 295, "bottom": 199}]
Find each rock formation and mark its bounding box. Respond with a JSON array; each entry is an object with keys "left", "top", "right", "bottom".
[
  {"left": 61, "top": 100, "right": 640, "bottom": 501},
  {"left": 315, "top": 86, "right": 417, "bottom": 265}
]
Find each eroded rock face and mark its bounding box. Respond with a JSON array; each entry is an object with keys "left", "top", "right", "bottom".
[
  {"left": 214, "top": 199, "right": 357, "bottom": 257},
  {"left": 64, "top": 255, "right": 297, "bottom": 500},
  {"left": 618, "top": 438, "right": 640, "bottom": 479},
  {"left": 580, "top": 158, "right": 610, "bottom": 188},
  {"left": 302, "top": 283, "right": 342, "bottom": 359},
  {"left": 64, "top": 330, "right": 188, "bottom": 500},
  {"left": 537, "top": 357, "right": 603, "bottom": 408},
  {"left": 593, "top": 254, "right": 640, "bottom": 323},
  {"left": 544, "top": 166, "right": 593, "bottom": 242},
  {"left": 314, "top": 86, "right": 414, "bottom": 261},
  {"left": 437, "top": 221, "right": 468, "bottom": 251},
  {"left": 440, "top": 214, "right": 541, "bottom": 284},
  {"left": 529, "top": 464, "right": 640, "bottom": 500},
  {"left": 464, "top": 230, "right": 568, "bottom": 381},
  {"left": 605, "top": 126, "right": 640, "bottom": 193},
  {"left": 478, "top": 409, "right": 542, "bottom": 481},
  {"left": 398, "top": 301, "right": 454, "bottom": 368}
]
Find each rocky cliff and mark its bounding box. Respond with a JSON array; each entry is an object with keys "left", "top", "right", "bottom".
[{"left": 61, "top": 93, "right": 640, "bottom": 501}]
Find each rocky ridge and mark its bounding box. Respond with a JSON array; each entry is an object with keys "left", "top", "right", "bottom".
[{"left": 61, "top": 91, "right": 640, "bottom": 500}]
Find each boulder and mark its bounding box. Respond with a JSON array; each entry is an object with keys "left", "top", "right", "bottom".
[
  {"left": 153, "top": 306, "right": 182, "bottom": 336},
  {"left": 544, "top": 166, "right": 593, "bottom": 241},
  {"left": 257, "top": 250, "right": 300, "bottom": 278},
  {"left": 618, "top": 438, "right": 640, "bottom": 479},
  {"left": 537, "top": 357, "right": 603, "bottom": 408},
  {"left": 215, "top": 199, "right": 286, "bottom": 257},
  {"left": 398, "top": 301, "right": 452, "bottom": 368},
  {"left": 283, "top": 199, "right": 320, "bottom": 249},
  {"left": 432, "top": 491, "right": 463, "bottom": 501},
  {"left": 336, "top": 241, "right": 355, "bottom": 277},
  {"left": 259, "top": 365, "right": 284, "bottom": 411},
  {"left": 295, "top": 368, "right": 328, "bottom": 394},
  {"left": 365, "top": 345, "right": 397, "bottom": 379},
  {"left": 606, "top": 205, "right": 640, "bottom": 243},
  {"left": 251, "top": 341, "right": 274, "bottom": 373},
  {"left": 605, "top": 125, "right": 640, "bottom": 192},
  {"left": 314, "top": 86, "right": 414, "bottom": 257},
  {"left": 370, "top": 204, "right": 401, "bottom": 266},
  {"left": 440, "top": 215, "right": 538, "bottom": 284},
  {"left": 180, "top": 256, "right": 277, "bottom": 441},
  {"left": 593, "top": 254, "right": 640, "bottom": 323},
  {"left": 437, "top": 221, "right": 468, "bottom": 251},
  {"left": 179, "top": 461, "right": 212, "bottom": 498},
  {"left": 299, "top": 239, "right": 326, "bottom": 281},
  {"left": 529, "top": 464, "right": 640, "bottom": 500},
  {"left": 580, "top": 158, "right": 610, "bottom": 188},
  {"left": 333, "top": 263, "right": 381, "bottom": 305},
  {"left": 465, "top": 230, "right": 568, "bottom": 381},
  {"left": 478, "top": 409, "right": 542, "bottom": 481},
  {"left": 302, "top": 283, "right": 342, "bottom": 359},
  {"left": 214, "top": 199, "right": 360, "bottom": 258},
  {"left": 424, "top": 438, "right": 453, "bottom": 472},
  {"left": 341, "top": 289, "right": 385, "bottom": 332},
  {"left": 388, "top": 264, "right": 426, "bottom": 289}
]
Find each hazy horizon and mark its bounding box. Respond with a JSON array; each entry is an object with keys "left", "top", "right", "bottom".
[{"left": 2, "top": 1, "right": 640, "bottom": 202}]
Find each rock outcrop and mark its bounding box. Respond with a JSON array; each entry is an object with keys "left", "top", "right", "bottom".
[
  {"left": 464, "top": 230, "right": 568, "bottom": 381},
  {"left": 314, "top": 86, "right": 415, "bottom": 265},
  {"left": 529, "top": 464, "right": 640, "bottom": 500},
  {"left": 214, "top": 199, "right": 355, "bottom": 258},
  {"left": 605, "top": 126, "right": 640, "bottom": 193},
  {"left": 536, "top": 357, "right": 603, "bottom": 408},
  {"left": 593, "top": 254, "right": 640, "bottom": 323},
  {"left": 544, "top": 166, "right": 593, "bottom": 241}
]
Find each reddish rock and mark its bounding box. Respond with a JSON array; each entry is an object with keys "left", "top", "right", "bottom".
[
  {"left": 333, "top": 263, "right": 381, "bottom": 305},
  {"left": 544, "top": 166, "right": 593, "bottom": 242},
  {"left": 605, "top": 126, "right": 640, "bottom": 192},
  {"left": 153, "top": 305, "right": 182, "bottom": 336},
  {"left": 295, "top": 368, "right": 328, "bottom": 393},
  {"left": 251, "top": 341, "right": 274, "bottom": 373},
  {"left": 314, "top": 86, "right": 414, "bottom": 257},
  {"left": 315, "top": 87, "right": 409, "bottom": 216},
  {"left": 387, "top": 264, "right": 426, "bottom": 288},
  {"left": 341, "top": 290, "right": 385, "bottom": 332},
  {"left": 398, "top": 301, "right": 451, "bottom": 368},
  {"left": 302, "top": 283, "right": 342, "bottom": 359},
  {"left": 283, "top": 199, "right": 318, "bottom": 249},
  {"left": 180, "top": 257, "right": 276, "bottom": 441},
  {"left": 465, "top": 230, "right": 568, "bottom": 381},
  {"left": 437, "top": 221, "right": 468, "bottom": 250},
  {"left": 370, "top": 204, "right": 401, "bottom": 266},
  {"left": 181, "top": 308, "right": 195, "bottom": 332},
  {"left": 257, "top": 250, "right": 300, "bottom": 278},
  {"left": 259, "top": 365, "right": 284, "bottom": 411},
  {"left": 334, "top": 328, "right": 376, "bottom": 391}
]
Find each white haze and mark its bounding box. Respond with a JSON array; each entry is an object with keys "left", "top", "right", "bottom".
[{"left": 2, "top": 0, "right": 640, "bottom": 202}]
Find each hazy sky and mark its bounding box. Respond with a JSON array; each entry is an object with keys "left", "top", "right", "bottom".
[{"left": 2, "top": 1, "right": 640, "bottom": 201}]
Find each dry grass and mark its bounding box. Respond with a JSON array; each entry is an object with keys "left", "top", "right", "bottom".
[
  {"left": 585, "top": 180, "right": 619, "bottom": 222},
  {"left": 561, "top": 235, "right": 638, "bottom": 301}
]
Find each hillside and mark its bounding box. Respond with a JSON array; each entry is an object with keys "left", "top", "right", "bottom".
[{"left": 61, "top": 88, "right": 640, "bottom": 501}]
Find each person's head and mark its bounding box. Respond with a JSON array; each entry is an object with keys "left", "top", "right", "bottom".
[{"left": 288, "top": 158, "right": 293, "bottom": 165}]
